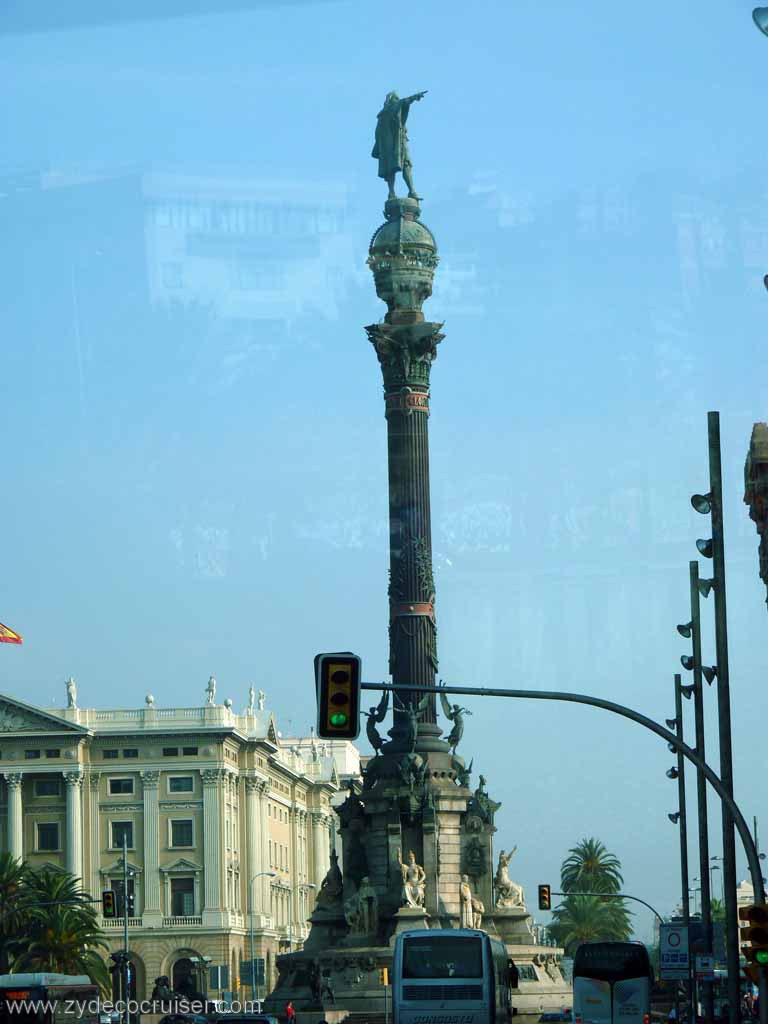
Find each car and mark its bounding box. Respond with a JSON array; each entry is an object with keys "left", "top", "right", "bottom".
[{"left": 539, "top": 1013, "right": 572, "bottom": 1023}]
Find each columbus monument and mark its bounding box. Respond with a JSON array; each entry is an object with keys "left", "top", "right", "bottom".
[{"left": 265, "top": 92, "right": 570, "bottom": 1020}]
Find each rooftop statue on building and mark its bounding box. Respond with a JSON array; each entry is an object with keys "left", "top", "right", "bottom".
[
  {"left": 372, "top": 90, "right": 427, "bottom": 200},
  {"left": 248, "top": 685, "right": 255, "bottom": 712},
  {"left": 205, "top": 675, "right": 216, "bottom": 706},
  {"left": 66, "top": 677, "right": 77, "bottom": 709},
  {"left": 258, "top": 689, "right": 266, "bottom": 711}
]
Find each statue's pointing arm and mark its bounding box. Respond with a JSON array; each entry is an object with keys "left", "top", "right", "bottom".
[{"left": 404, "top": 91, "right": 428, "bottom": 105}]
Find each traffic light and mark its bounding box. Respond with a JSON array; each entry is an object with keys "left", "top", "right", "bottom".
[
  {"left": 102, "top": 889, "right": 116, "bottom": 918},
  {"left": 378, "top": 967, "right": 389, "bottom": 985},
  {"left": 739, "top": 904, "right": 768, "bottom": 965},
  {"left": 126, "top": 891, "right": 135, "bottom": 917},
  {"left": 315, "top": 652, "right": 361, "bottom": 739},
  {"left": 538, "top": 884, "right": 552, "bottom": 911}
]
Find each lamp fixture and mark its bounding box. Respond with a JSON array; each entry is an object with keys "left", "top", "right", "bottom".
[
  {"left": 665, "top": 717, "right": 678, "bottom": 729},
  {"left": 691, "top": 493, "right": 712, "bottom": 515},
  {"left": 677, "top": 621, "right": 693, "bottom": 639},
  {"left": 697, "top": 578, "right": 714, "bottom": 599},
  {"left": 681, "top": 655, "right": 694, "bottom": 671},
  {"left": 681, "top": 684, "right": 694, "bottom": 700},
  {"left": 668, "top": 812, "right": 681, "bottom": 824},
  {"left": 696, "top": 538, "right": 713, "bottom": 558},
  {"left": 702, "top": 665, "right": 717, "bottom": 685},
  {"left": 666, "top": 767, "right": 679, "bottom": 780}
]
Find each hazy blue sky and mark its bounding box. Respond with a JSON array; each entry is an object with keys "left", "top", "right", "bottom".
[{"left": 2, "top": 0, "right": 768, "bottom": 941}]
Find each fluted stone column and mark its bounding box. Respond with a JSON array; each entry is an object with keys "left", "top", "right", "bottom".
[
  {"left": 245, "top": 778, "right": 264, "bottom": 914},
  {"left": 258, "top": 781, "right": 271, "bottom": 914},
  {"left": 4, "top": 774, "right": 23, "bottom": 860},
  {"left": 64, "top": 771, "right": 83, "bottom": 879},
  {"left": 89, "top": 774, "right": 101, "bottom": 901},
  {"left": 202, "top": 769, "right": 224, "bottom": 925},
  {"left": 141, "top": 770, "right": 161, "bottom": 923},
  {"left": 311, "top": 811, "right": 326, "bottom": 886}
]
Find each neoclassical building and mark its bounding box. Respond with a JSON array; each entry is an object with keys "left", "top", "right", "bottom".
[{"left": 0, "top": 684, "right": 360, "bottom": 1000}]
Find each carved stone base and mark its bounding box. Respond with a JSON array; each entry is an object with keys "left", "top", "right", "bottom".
[
  {"left": 389, "top": 905, "right": 430, "bottom": 942},
  {"left": 492, "top": 907, "right": 536, "bottom": 945}
]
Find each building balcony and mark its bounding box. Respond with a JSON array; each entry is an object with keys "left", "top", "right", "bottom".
[
  {"left": 162, "top": 915, "right": 203, "bottom": 927},
  {"left": 101, "top": 917, "right": 142, "bottom": 929}
]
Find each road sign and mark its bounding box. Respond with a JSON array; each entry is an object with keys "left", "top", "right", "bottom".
[
  {"left": 660, "top": 923, "right": 690, "bottom": 980},
  {"left": 695, "top": 954, "right": 715, "bottom": 978}
]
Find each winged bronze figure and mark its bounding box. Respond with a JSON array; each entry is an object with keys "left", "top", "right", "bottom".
[
  {"left": 439, "top": 683, "right": 472, "bottom": 753},
  {"left": 365, "top": 690, "right": 390, "bottom": 755}
]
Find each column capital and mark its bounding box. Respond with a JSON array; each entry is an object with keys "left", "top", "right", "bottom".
[
  {"left": 64, "top": 770, "right": 84, "bottom": 787},
  {"left": 89, "top": 772, "right": 101, "bottom": 791},
  {"left": 141, "top": 770, "right": 160, "bottom": 788},
  {"left": 201, "top": 768, "right": 225, "bottom": 786},
  {"left": 245, "top": 777, "right": 261, "bottom": 794},
  {"left": 3, "top": 772, "right": 22, "bottom": 789}
]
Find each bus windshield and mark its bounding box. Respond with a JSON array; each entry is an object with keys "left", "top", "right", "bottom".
[
  {"left": 402, "top": 936, "right": 483, "bottom": 979},
  {"left": 573, "top": 943, "right": 651, "bottom": 983}
]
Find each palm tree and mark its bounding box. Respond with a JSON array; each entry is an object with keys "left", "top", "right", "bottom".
[
  {"left": 547, "top": 895, "right": 633, "bottom": 956},
  {"left": 562, "top": 838, "right": 624, "bottom": 894},
  {"left": 0, "top": 853, "right": 27, "bottom": 972},
  {"left": 11, "top": 868, "right": 110, "bottom": 992}
]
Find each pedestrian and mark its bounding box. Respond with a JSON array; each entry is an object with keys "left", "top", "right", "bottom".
[
  {"left": 286, "top": 1000, "right": 296, "bottom": 1024},
  {"left": 668, "top": 1005, "right": 677, "bottom": 1024}
]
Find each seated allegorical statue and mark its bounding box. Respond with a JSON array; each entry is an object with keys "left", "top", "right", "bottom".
[{"left": 397, "top": 849, "right": 426, "bottom": 908}]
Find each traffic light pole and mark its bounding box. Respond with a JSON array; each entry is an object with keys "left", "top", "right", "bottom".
[
  {"left": 551, "top": 890, "right": 664, "bottom": 925},
  {"left": 360, "top": 682, "right": 767, "bottom": 906},
  {"left": 122, "top": 834, "right": 129, "bottom": 1024}
]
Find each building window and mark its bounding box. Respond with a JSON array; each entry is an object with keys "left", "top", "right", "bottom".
[
  {"left": 163, "top": 747, "right": 178, "bottom": 757},
  {"left": 122, "top": 749, "right": 139, "bottom": 759},
  {"left": 45, "top": 749, "right": 61, "bottom": 759},
  {"left": 109, "top": 778, "right": 134, "bottom": 796},
  {"left": 103, "top": 750, "right": 119, "bottom": 760},
  {"left": 24, "top": 750, "right": 40, "bottom": 760},
  {"left": 168, "top": 776, "right": 193, "bottom": 794},
  {"left": 170, "top": 819, "right": 194, "bottom": 848},
  {"left": 111, "top": 821, "right": 134, "bottom": 849},
  {"left": 182, "top": 746, "right": 198, "bottom": 756},
  {"left": 36, "top": 822, "right": 60, "bottom": 851},
  {"left": 34, "top": 779, "right": 61, "bottom": 797},
  {"left": 170, "top": 876, "right": 195, "bottom": 916}
]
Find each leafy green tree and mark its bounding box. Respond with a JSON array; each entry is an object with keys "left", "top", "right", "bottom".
[
  {"left": 710, "top": 898, "right": 725, "bottom": 923},
  {"left": 547, "top": 837, "right": 633, "bottom": 953},
  {"left": 547, "top": 895, "right": 632, "bottom": 955},
  {"left": 562, "top": 838, "right": 624, "bottom": 894},
  {"left": 0, "top": 853, "right": 27, "bottom": 973},
  {"left": 1, "top": 864, "right": 109, "bottom": 991}
]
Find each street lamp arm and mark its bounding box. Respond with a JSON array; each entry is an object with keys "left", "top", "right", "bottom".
[
  {"left": 553, "top": 890, "right": 664, "bottom": 925},
  {"left": 363, "top": 681, "right": 766, "bottom": 904}
]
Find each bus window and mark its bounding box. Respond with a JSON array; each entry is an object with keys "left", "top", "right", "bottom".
[{"left": 402, "top": 935, "right": 484, "bottom": 979}]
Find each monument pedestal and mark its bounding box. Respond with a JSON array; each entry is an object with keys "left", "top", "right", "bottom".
[{"left": 389, "top": 905, "right": 430, "bottom": 942}]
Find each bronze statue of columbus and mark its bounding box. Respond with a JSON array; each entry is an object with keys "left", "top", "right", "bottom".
[{"left": 372, "top": 90, "right": 427, "bottom": 200}]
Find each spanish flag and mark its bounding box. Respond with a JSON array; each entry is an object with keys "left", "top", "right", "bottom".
[{"left": 0, "top": 622, "right": 22, "bottom": 644}]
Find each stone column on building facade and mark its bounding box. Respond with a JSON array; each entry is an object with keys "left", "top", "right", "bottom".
[
  {"left": 257, "top": 780, "right": 271, "bottom": 916},
  {"left": 88, "top": 773, "right": 101, "bottom": 901},
  {"left": 4, "top": 774, "right": 23, "bottom": 860},
  {"left": 245, "top": 777, "right": 266, "bottom": 919},
  {"left": 141, "top": 770, "right": 162, "bottom": 925},
  {"left": 64, "top": 771, "right": 83, "bottom": 879},
  {"left": 201, "top": 769, "right": 225, "bottom": 927},
  {"left": 311, "top": 811, "right": 326, "bottom": 888}
]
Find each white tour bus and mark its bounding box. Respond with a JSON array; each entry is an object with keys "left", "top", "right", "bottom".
[
  {"left": 572, "top": 942, "right": 652, "bottom": 1024},
  {"left": 0, "top": 974, "right": 100, "bottom": 1024},
  {"left": 392, "top": 928, "right": 516, "bottom": 1024}
]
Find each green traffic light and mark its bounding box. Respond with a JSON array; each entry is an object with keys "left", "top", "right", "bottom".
[
  {"left": 330, "top": 712, "right": 348, "bottom": 727},
  {"left": 756, "top": 950, "right": 768, "bottom": 965}
]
